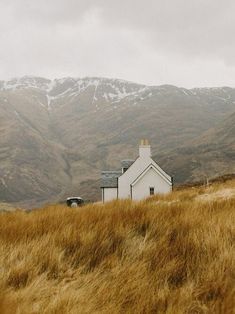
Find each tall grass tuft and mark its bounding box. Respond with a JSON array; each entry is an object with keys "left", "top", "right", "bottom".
[{"left": 0, "top": 180, "right": 234, "bottom": 313}]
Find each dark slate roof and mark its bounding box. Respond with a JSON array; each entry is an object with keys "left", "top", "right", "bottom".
[
  {"left": 121, "top": 160, "right": 135, "bottom": 168},
  {"left": 101, "top": 171, "right": 122, "bottom": 188}
]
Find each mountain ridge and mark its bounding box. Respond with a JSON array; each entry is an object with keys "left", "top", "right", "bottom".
[{"left": 0, "top": 76, "right": 234, "bottom": 206}]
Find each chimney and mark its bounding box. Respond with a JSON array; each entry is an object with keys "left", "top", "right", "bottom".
[{"left": 139, "top": 139, "right": 151, "bottom": 158}]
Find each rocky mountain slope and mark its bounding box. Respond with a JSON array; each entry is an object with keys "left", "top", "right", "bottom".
[{"left": 0, "top": 76, "right": 234, "bottom": 206}]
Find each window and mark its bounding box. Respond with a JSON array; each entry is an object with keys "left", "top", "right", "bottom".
[{"left": 150, "top": 187, "right": 155, "bottom": 195}]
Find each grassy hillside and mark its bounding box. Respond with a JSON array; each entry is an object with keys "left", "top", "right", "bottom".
[{"left": 0, "top": 180, "right": 235, "bottom": 313}]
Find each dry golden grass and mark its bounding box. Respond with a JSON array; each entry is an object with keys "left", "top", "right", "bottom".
[{"left": 0, "top": 180, "right": 235, "bottom": 313}]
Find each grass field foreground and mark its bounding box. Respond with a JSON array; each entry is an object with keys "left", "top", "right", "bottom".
[{"left": 0, "top": 180, "right": 235, "bottom": 313}]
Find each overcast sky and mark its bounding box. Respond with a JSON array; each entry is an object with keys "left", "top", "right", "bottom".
[{"left": 1, "top": 0, "right": 235, "bottom": 87}]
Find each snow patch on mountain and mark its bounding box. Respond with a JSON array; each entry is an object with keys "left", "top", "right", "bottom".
[
  {"left": 2, "top": 76, "right": 234, "bottom": 113},
  {"left": 1, "top": 76, "right": 50, "bottom": 91}
]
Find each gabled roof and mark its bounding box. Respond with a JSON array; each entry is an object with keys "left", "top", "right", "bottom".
[
  {"left": 101, "top": 156, "right": 172, "bottom": 189},
  {"left": 131, "top": 163, "right": 172, "bottom": 187},
  {"left": 101, "top": 171, "right": 122, "bottom": 188}
]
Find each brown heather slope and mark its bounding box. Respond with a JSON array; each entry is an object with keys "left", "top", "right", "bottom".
[
  {"left": 159, "top": 111, "right": 235, "bottom": 184},
  {"left": 0, "top": 180, "right": 235, "bottom": 313}
]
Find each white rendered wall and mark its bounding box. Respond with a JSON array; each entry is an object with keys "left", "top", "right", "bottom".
[
  {"left": 132, "top": 167, "right": 172, "bottom": 201},
  {"left": 118, "top": 145, "right": 172, "bottom": 200},
  {"left": 118, "top": 156, "right": 149, "bottom": 199},
  {"left": 103, "top": 188, "right": 117, "bottom": 202}
]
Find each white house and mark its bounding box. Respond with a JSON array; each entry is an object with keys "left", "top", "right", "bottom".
[{"left": 101, "top": 140, "right": 173, "bottom": 202}]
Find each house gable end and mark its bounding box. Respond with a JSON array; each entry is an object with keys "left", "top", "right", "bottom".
[{"left": 131, "top": 163, "right": 172, "bottom": 187}]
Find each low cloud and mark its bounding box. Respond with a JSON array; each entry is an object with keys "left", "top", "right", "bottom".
[{"left": 1, "top": 0, "right": 235, "bottom": 87}]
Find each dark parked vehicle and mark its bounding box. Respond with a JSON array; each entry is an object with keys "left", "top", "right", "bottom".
[{"left": 66, "top": 197, "right": 84, "bottom": 207}]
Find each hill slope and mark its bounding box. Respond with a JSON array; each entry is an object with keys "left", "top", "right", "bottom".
[
  {"left": 0, "top": 179, "right": 234, "bottom": 313},
  {"left": 0, "top": 76, "right": 235, "bottom": 205},
  {"left": 161, "top": 111, "right": 235, "bottom": 183}
]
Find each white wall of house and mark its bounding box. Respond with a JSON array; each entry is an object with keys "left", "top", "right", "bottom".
[
  {"left": 118, "top": 157, "right": 146, "bottom": 199},
  {"left": 102, "top": 188, "right": 117, "bottom": 202},
  {"left": 118, "top": 144, "right": 172, "bottom": 199},
  {"left": 102, "top": 141, "right": 172, "bottom": 202},
  {"left": 118, "top": 145, "right": 152, "bottom": 199},
  {"left": 132, "top": 167, "right": 172, "bottom": 200}
]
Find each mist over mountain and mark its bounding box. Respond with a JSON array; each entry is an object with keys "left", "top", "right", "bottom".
[{"left": 0, "top": 76, "right": 234, "bottom": 207}]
